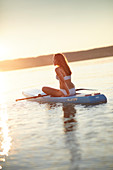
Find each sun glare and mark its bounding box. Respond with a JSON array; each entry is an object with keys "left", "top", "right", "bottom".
[
  {"left": 0, "top": 103, "right": 12, "bottom": 169},
  {"left": 0, "top": 73, "right": 6, "bottom": 104},
  {"left": 0, "top": 72, "right": 11, "bottom": 169}
]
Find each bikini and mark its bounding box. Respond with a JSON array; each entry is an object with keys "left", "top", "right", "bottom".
[
  {"left": 56, "top": 75, "right": 76, "bottom": 96},
  {"left": 56, "top": 75, "right": 71, "bottom": 80}
]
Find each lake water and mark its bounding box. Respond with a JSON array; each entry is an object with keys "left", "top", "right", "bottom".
[{"left": 0, "top": 57, "right": 113, "bottom": 170}]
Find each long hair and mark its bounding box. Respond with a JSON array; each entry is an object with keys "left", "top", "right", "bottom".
[{"left": 54, "top": 53, "right": 72, "bottom": 75}]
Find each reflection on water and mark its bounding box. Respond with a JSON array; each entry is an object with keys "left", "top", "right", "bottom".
[
  {"left": 47, "top": 103, "right": 81, "bottom": 169},
  {"left": 63, "top": 104, "right": 77, "bottom": 132},
  {"left": 47, "top": 103, "right": 77, "bottom": 132},
  {"left": 62, "top": 104, "right": 81, "bottom": 170},
  {"left": 0, "top": 104, "right": 12, "bottom": 169}
]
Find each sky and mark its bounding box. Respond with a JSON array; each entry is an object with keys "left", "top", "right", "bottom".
[{"left": 1, "top": 0, "right": 113, "bottom": 61}]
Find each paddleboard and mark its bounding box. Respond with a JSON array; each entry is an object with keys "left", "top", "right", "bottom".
[{"left": 22, "top": 88, "right": 107, "bottom": 105}]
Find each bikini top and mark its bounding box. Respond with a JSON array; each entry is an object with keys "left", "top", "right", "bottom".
[{"left": 56, "top": 75, "right": 71, "bottom": 80}]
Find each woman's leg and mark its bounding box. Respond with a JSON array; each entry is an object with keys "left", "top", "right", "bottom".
[{"left": 42, "top": 86, "right": 64, "bottom": 97}]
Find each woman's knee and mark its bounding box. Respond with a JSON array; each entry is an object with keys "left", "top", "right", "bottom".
[{"left": 42, "top": 86, "right": 47, "bottom": 93}]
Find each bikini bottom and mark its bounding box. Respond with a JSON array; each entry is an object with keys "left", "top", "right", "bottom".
[{"left": 60, "top": 88, "right": 76, "bottom": 96}]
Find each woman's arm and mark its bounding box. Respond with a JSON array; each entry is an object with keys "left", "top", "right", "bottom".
[
  {"left": 62, "top": 81, "right": 70, "bottom": 96},
  {"left": 55, "top": 67, "right": 69, "bottom": 96}
]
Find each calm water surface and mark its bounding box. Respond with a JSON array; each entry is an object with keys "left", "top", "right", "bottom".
[{"left": 0, "top": 57, "right": 113, "bottom": 170}]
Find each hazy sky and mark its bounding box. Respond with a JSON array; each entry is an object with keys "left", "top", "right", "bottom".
[{"left": 1, "top": 0, "right": 113, "bottom": 60}]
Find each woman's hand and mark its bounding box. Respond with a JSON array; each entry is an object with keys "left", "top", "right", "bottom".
[
  {"left": 61, "top": 93, "right": 69, "bottom": 97},
  {"left": 65, "top": 93, "right": 70, "bottom": 97},
  {"left": 60, "top": 92, "right": 69, "bottom": 97}
]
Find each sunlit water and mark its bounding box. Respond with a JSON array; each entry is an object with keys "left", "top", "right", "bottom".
[{"left": 0, "top": 57, "right": 113, "bottom": 170}]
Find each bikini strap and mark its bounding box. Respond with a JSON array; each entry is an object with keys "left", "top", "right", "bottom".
[{"left": 64, "top": 75, "right": 71, "bottom": 80}]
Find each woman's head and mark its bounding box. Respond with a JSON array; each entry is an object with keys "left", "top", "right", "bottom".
[{"left": 53, "top": 53, "right": 72, "bottom": 75}]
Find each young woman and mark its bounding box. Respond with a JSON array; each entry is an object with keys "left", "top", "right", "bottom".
[{"left": 42, "top": 53, "right": 75, "bottom": 97}]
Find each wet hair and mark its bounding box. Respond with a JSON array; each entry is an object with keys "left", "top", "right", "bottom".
[{"left": 54, "top": 53, "right": 72, "bottom": 75}]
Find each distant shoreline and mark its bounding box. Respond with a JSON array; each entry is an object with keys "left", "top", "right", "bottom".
[{"left": 0, "top": 45, "right": 113, "bottom": 71}]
